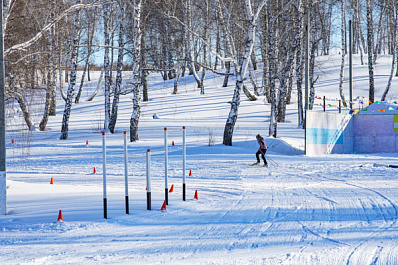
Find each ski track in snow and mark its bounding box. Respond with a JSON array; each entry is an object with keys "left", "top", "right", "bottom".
[
  {"left": 3, "top": 57, "right": 398, "bottom": 264},
  {"left": 280, "top": 161, "right": 398, "bottom": 264},
  {"left": 3, "top": 152, "right": 398, "bottom": 264}
]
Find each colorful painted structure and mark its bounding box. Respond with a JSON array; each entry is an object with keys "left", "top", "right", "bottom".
[{"left": 306, "top": 102, "right": 398, "bottom": 156}]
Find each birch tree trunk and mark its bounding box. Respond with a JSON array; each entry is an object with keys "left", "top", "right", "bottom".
[
  {"left": 296, "top": 0, "right": 305, "bottom": 128},
  {"left": 261, "top": 9, "right": 270, "bottom": 102},
  {"left": 141, "top": 20, "right": 148, "bottom": 101},
  {"left": 222, "top": 61, "right": 231, "bottom": 87},
  {"left": 75, "top": 11, "right": 96, "bottom": 104},
  {"left": 338, "top": 0, "right": 348, "bottom": 108},
  {"left": 15, "top": 91, "right": 35, "bottom": 131},
  {"left": 7, "top": 74, "right": 35, "bottom": 131},
  {"left": 355, "top": 0, "right": 365, "bottom": 65},
  {"left": 200, "top": 0, "right": 209, "bottom": 95},
  {"left": 186, "top": 0, "right": 202, "bottom": 90},
  {"left": 223, "top": 0, "right": 268, "bottom": 146},
  {"left": 367, "top": 0, "right": 375, "bottom": 103},
  {"left": 373, "top": 5, "right": 385, "bottom": 64},
  {"left": 39, "top": 0, "right": 56, "bottom": 131},
  {"left": 381, "top": 1, "right": 397, "bottom": 101},
  {"left": 103, "top": 2, "right": 111, "bottom": 132},
  {"left": 173, "top": 58, "right": 183, "bottom": 94},
  {"left": 268, "top": 7, "right": 277, "bottom": 138},
  {"left": 109, "top": 3, "right": 126, "bottom": 134},
  {"left": 285, "top": 63, "right": 294, "bottom": 105},
  {"left": 129, "top": 0, "right": 142, "bottom": 142},
  {"left": 242, "top": 83, "right": 257, "bottom": 101},
  {"left": 49, "top": 0, "right": 57, "bottom": 117},
  {"left": 60, "top": 0, "right": 81, "bottom": 140},
  {"left": 278, "top": 48, "right": 297, "bottom": 123},
  {"left": 214, "top": 21, "right": 221, "bottom": 70}
]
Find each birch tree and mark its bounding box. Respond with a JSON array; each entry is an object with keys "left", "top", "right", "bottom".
[
  {"left": 75, "top": 7, "right": 98, "bottom": 104},
  {"left": 60, "top": 0, "right": 82, "bottom": 140},
  {"left": 39, "top": 0, "right": 57, "bottom": 131},
  {"left": 223, "top": 0, "right": 269, "bottom": 146},
  {"left": 381, "top": 0, "right": 398, "bottom": 101},
  {"left": 267, "top": 5, "right": 277, "bottom": 138},
  {"left": 109, "top": 2, "right": 126, "bottom": 134},
  {"left": 103, "top": 1, "right": 111, "bottom": 132},
  {"left": 295, "top": 0, "right": 305, "bottom": 128},
  {"left": 367, "top": 0, "right": 375, "bottom": 103},
  {"left": 338, "top": 0, "right": 348, "bottom": 108},
  {"left": 129, "top": 0, "right": 142, "bottom": 142},
  {"left": 277, "top": 6, "right": 299, "bottom": 123}
]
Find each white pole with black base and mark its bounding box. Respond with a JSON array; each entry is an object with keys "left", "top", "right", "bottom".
[
  {"left": 146, "top": 149, "right": 151, "bottom": 210},
  {"left": 102, "top": 132, "right": 107, "bottom": 219},
  {"left": 123, "top": 131, "right": 129, "bottom": 214},
  {"left": 182, "top": 126, "right": 186, "bottom": 201},
  {"left": 164, "top": 128, "right": 168, "bottom": 205}
]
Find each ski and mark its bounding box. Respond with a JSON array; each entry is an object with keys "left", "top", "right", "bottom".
[{"left": 249, "top": 163, "right": 268, "bottom": 167}]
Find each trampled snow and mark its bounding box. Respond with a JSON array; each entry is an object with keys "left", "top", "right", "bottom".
[{"left": 1, "top": 54, "right": 398, "bottom": 264}]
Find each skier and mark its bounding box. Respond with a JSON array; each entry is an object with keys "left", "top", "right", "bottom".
[{"left": 253, "top": 134, "right": 268, "bottom": 167}]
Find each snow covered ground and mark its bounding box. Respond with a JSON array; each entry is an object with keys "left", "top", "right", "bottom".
[{"left": 1, "top": 55, "right": 398, "bottom": 264}]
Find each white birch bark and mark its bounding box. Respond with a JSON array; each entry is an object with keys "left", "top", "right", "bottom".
[
  {"left": 2, "top": 0, "right": 14, "bottom": 33},
  {"left": 373, "top": 5, "right": 385, "bottom": 64},
  {"left": 7, "top": 74, "right": 35, "bottom": 131},
  {"left": 200, "top": 0, "right": 209, "bottom": 95},
  {"left": 75, "top": 11, "right": 96, "bottom": 104},
  {"left": 338, "top": 0, "right": 348, "bottom": 108},
  {"left": 60, "top": 0, "right": 82, "bottom": 140},
  {"left": 186, "top": 0, "right": 202, "bottom": 90},
  {"left": 223, "top": 0, "right": 268, "bottom": 146},
  {"left": 295, "top": 0, "right": 304, "bottom": 127},
  {"left": 39, "top": 0, "right": 56, "bottom": 131},
  {"left": 103, "top": 2, "right": 111, "bottom": 132},
  {"left": 268, "top": 9, "right": 277, "bottom": 138},
  {"left": 109, "top": 3, "right": 126, "bottom": 134},
  {"left": 129, "top": 0, "right": 142, "bottom": 142},
  {"left": 355, "top": 0, "right": 365, "bottom": 65},
  {"left": 367, "top": 0, "right": 375, "bottom": 103},
  {"left": 277, "top": 46, "right": 297, "bottom": 123},
  {"left": 381, "top": 0, "right": 397, "bottom": 101}
]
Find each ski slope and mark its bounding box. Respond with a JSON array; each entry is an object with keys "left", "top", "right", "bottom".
[{"left": 1, "top": 54, "right": 398, "bottom": 264}]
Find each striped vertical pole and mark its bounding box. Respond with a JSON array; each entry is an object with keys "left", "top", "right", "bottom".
[
  {"left": 102, "top": 132, "right": 107, "bottom": 219},
  {"left": 123, "top": 131, "right": 129, "bottom": 214},
  {"left": 323, "top": 96, "right": 326, "bottom": 112},
  {"left": 146, "top": 149, "right": 151, "bottom": 210},
  {"left": 164, "top": 127, "right": 169, "bottom": 205},
  {"left": 182, "top": 126, "right": 186, "bottom": 201}
]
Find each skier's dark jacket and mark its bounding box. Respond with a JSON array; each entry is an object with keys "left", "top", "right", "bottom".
[{"left": 256, "top": 135, "right": 267, "bottom": 152}]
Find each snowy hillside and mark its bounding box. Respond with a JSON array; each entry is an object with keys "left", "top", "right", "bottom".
[{"left": 1, "top": 55, "right": 398, "bottom": 264}]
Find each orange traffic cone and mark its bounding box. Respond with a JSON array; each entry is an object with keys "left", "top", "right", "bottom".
[
  {"left": 172, "top": 141, "right": 175, "bottom": 146},
  {"left": 189, "top": 170, "right": 192, "bottom": 176},
  {"left": 169, "top": 184, "right": 174, "bottom": 193},
  {"left": 12, "top": 139, "right": 15, "bottom": 144},
  {"left": 93, "top": 167, "right": 97, "bottom": 174},
  {"left": 86, "top": 140, "right": 89, "bottom": 145},
  {"left": 194, "top": 190, "right": 199, "bottom": 200},
  {"left": 50, "top": 177, "right": 54, "bottom": 185},
  {"left": 161, "top": 200, "right": 167, "bottom": 211},
  {"left": 57, "top": 210, "right": 64, "bottom": 222}
]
